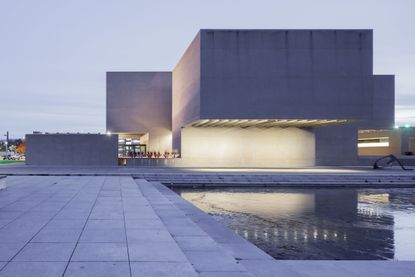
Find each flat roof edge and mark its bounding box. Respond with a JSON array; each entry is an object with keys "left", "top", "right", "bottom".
[
  {"left": 199, "top": 28, "right": 373, "bottom": 32},
  {"left": 106, "top": 71, "right": 171, "bottom": 74}
]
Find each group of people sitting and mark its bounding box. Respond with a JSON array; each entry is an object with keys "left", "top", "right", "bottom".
[{"left": 124, "top": 151, "right": 179, "bottom": 159}]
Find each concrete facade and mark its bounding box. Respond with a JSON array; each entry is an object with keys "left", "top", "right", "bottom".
[
  {"left": 172, "top": 34, "right": 201, "bottom": 152},
  {"left": 104, "top": 29, "right": 395, "bottom": 167},
  {"left": 107, "top": 72, "right": 172, "bottom": 153},
  {"left": 25, "top": 134, "right": 118, "bottom": 166},
  {"left": 170, "top": 30, "right": 394, "bottom": 166}
]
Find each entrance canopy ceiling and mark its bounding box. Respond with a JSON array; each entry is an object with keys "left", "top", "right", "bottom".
[{"left": 187, "top": 119, "right": 352, "bottom": 128}]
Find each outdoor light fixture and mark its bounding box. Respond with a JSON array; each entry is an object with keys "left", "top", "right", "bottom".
[
  {"left": 106, "top": 131, "right": 112, "bottom": 136},
  {"left": 394, "top": 125, "right": 400, "bottom": 129},
  {"left": 404, "top": 124, "right": 411, "bottom": 128}
]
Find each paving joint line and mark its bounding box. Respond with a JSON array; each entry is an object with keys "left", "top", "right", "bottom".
[
  {"left": 0, "top": 176, "right": 92, "bottom": 272},
  {"left": 119, "top": 176, "right": 133, "bottom": 277},
  {"left": 60, "top": 176, "right": 106, "bottom": 277}
]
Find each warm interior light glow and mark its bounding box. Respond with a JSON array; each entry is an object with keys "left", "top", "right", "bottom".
[
  {"left": 358, "top": 193, "right": 389, "bottom": 204},
  {"left": 181, "top": 126, "right": 315, "bottom": 167},
  {"left": 180, "top": 192, "right": 315, "bottom": 220},
  {"left": 187, "top": 119, "right": 352, "bottom": 128},
  {"left": 358, "top": 137, "right": 389, "bottom": 148}
]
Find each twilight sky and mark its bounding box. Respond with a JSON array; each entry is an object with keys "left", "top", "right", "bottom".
[{"left": 1, "top": 0, "right": 414, "bottom": 138}]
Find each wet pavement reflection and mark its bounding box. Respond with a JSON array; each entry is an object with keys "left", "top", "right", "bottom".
[{"left": 174, "top": 187, "right": 415, "bottom": 260}]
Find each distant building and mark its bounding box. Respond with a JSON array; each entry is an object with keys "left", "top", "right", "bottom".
[{"left": 358, "top": 127, "right": 415, "bottom": 157}]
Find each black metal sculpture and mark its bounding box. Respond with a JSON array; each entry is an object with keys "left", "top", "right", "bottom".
[{"left": 373, "top": 154, "right": 413, "bottom": 170}]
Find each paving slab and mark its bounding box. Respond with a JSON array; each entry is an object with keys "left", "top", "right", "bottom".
[
  {"left": 32, "top": 228, "right": 82, "bottom": 243},
  {"left": 0, "top": 261, "right": 67, "bottom": 277},
  {"left": 124, "top": 210, "right": 159, "bottom": 220},
  {"left": 71, "top": 243, "right": 129, "bottom": 262},
  {"left": 241, "top": 259, "right": 305, "bottom": 277},
  {"left": 131, "top": 261, "right": 197, "bottom": 277},
  {"left": 126, "top": 228, "right": 174, "bottom": 243},
  {"left": 13, "top": 242, "right": 75, "bottom": 262},
  {"left": 199, "top": 272, "right": 254, "bottom": 277},
  {"left": 276, "top": 261, "right": 357, "bottom": 277},
  {"left": 0, "top": 221, "right": 10, "bottom": 229},
  {"left": 174, "top": 236, "right": 222, "bottom": 251},
  {"left": 0, "top": 244, "right": 24, "bottom": 262},
  {"left": 54, "top": 210, "right": 90, "bottom": 220},
  {"left": 128, "top": 241, "right": 188, "bottom": 262},
  {"left": 84, "top": 219, "right": 124, "bottom": 230},
  {"left": 64, "top": 261, "right": 130, "bottom": 277},
  {"left": 125, "top": 219, "right": 164, "bottom": 229},
  {"left": 79, "top": 229, "right": 126, "bottom": 243},
  {"left": 220, "top": 242, "right": 274, "bottom": 260},
  {"left": 89, "top": 210, "right": 124, "bottom": 220},
  {"left": 0, "top": 212, "right": 23, "bottom": 221},
  {"left": 166, "top": 225, "right": 208, "bottom": 237},
  {"left": 45, "top": 219, "right": 86, "bottom": 229},
  {"left": 184, "top": 250, "right": 246, "bottom": 272}
]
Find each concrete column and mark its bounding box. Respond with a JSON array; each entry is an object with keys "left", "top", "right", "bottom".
[{"left": 315, "top": 124, "right": 359, "bottom": 166}]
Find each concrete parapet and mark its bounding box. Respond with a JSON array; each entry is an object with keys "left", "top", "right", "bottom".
[{"left": 25, "top": 133, "right": 118, "bottom": 166}]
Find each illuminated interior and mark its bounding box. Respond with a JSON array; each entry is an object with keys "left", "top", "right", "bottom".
[
  {"left": 357, "top": 129, "right": 397, "bottom": 156},
  {"left": 181, "top": 126, "right": 316, "bottom": 167},
  {"left": 358, "top": 137, "right": 390, "bottom": 148},
  {"left": 117, "top": 133, "right": 146, "bottom": 157},
  {"left": 187, "top": 119, "right": 352, "bottom": 128}
]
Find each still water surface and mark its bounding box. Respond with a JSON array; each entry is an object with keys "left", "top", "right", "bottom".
[{"left": 174, "top": 187, "right": 415, "bottom": 260}]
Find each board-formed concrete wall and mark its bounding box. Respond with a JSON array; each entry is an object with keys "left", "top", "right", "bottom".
[
  {"left": 172, "top": 33, "right": 201, "bottom": 152},
  {"left": 107, "top": 72, "right": 172, "bottom": 153},
  {"left": 172, "top": 30, "right": 394, "bottom": 165},
  {"left": 180, "top": 127, "right": 315, "bottom": 167},
  {"left": 371, "top": 75, "right": 395, "bottom": 129},
  {"left": 25, "top": 134, "right": 118, "bottom": 166},
  {"left": 315, "top": 124, "right": 359, "bottom": 165},
  {"left": 199, "top": 30, "right": 375, "bottom": 121}
]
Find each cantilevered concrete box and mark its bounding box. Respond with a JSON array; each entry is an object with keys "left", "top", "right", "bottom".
[
  {"left": 172, "top": 30, "right": 394, "bottom": 165},
  {"left": 25, "top": 134, "right": 118, "bottom": 166},
  {"left": 107, "top": 72, "right": 172, "bottom": 152}
]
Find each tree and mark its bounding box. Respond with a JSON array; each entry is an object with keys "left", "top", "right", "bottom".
[{"left": 16, "top": 143, "right": 26, "bottom": 155}]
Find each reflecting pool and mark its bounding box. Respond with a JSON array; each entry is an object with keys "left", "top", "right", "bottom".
[{"left": 174, "top": 187, "right": 415, "bottom": 260}]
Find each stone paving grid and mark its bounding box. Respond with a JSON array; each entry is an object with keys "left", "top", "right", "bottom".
[
  {"left": 0, "top": 176, "right": 414, "bottom": 277},
  {"left": 0, "top": 176, "right": 253, "bottom": 276}
]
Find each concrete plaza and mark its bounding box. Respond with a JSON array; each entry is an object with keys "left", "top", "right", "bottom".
[{"left": 0, "top": 174, "right": 415, "bottom": 276}]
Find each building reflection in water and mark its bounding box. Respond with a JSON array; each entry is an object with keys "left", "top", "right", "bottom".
[{"left": 177, "top": 188, "right": 415, "bottom": 260}]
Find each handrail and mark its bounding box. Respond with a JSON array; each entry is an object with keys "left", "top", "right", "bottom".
[{"left": 373, "top": 155, "right": 413, "bottom": 171}]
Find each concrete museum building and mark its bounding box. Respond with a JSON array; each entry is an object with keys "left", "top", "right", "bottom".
[{"left": 27, "top": 29, "right": 402, "bottom": 167}]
